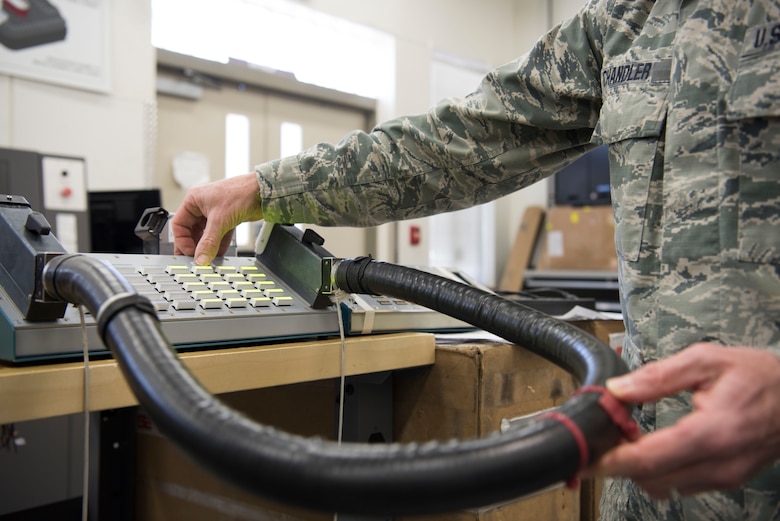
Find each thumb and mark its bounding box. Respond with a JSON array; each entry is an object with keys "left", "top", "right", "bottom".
[
  {"left": 193, "top": 242, "right": 218, "bottom": 266},
  {"left": 192, "top": 221, "right": 234, "bottom": 265}
]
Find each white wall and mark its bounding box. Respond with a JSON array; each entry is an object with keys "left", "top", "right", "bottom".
[{"left": 299, "top": 0, "right": 545, "bottom": 123}]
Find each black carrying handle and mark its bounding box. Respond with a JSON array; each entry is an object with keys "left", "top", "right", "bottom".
[{"left": 43, "top": 253, "right": 631, "bottom": 517}]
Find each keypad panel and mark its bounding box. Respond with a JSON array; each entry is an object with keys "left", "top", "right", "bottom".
[{"left": 114, "top": 259, "right": 298, "bottom": 314}]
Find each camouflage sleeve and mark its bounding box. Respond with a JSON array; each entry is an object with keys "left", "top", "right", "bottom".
[{"left": 256, "top": 0, "right": 608, "bottom": 226}]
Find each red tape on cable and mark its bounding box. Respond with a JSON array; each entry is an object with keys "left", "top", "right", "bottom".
[
  {"left": 576, "top": 385, "right": 640, "bottom": 441},
  {"left": 540, "top": 410, "right": 588, "bottom": 488},
  {"left": 541, "top": 385, "right": 639, "bottom": 488}
]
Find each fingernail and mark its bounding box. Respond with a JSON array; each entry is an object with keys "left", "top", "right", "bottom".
[
  {"left": 606, "top": 375, "right": 633, "bottom": 396},
  {"left": 195, "top": 254, "right": 211, "bottom": 266}
]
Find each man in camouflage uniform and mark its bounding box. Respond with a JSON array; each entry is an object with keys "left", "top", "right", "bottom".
[{"left": 173, "top": 0, "right": 780, "bottom": 519}]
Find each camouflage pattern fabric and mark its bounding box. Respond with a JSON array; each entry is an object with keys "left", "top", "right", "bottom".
[{"left": 257, "top": 0, "right": 780, "bottom": 519}]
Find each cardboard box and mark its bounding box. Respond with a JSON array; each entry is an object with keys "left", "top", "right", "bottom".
[
  {"left": 570, "top": 319, "right": 626, "bottom": 355},
  {"left": 535, "top": 206, "right": 617, "bottom": 271},
  {"left": 393, "top": 341, "right": 581, "bottom": 521},
  {"left": 135, "top": 381, "right": 337, "bottom": 521},
  {"left": 392, "top": 319, "right": 625, "bottom": 521}
]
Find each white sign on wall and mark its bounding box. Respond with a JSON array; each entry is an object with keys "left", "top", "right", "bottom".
[{"left": 0, "top": 0, "right": 110, "bottom": 93}]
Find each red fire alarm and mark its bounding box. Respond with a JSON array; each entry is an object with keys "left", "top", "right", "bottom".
[{"left": 409, "top": 225, "right": 421, "bottom": 246}]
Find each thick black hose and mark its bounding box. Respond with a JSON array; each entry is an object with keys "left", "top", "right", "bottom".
[
  {"left": 335, "top": 257, "right": 624, "bottom": 387},
  {"left": 43, "top": 254, "right": 631, "bottom": 517}
]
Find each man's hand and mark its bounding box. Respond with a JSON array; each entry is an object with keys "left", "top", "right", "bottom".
[
  {"left": 172, "top": 173, "right": 264, "bottom": 265},
  {"left": 586, "top": 343, "right": 780, "bottom": 499}
]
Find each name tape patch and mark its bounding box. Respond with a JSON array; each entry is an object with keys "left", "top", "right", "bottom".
[{"left": 602, "top": 59, "right": 671, "bottom": 88}]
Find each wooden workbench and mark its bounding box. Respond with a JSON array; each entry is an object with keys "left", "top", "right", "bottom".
[{"left": 0, "top": 332, "right": 436, "bottom": 424}]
